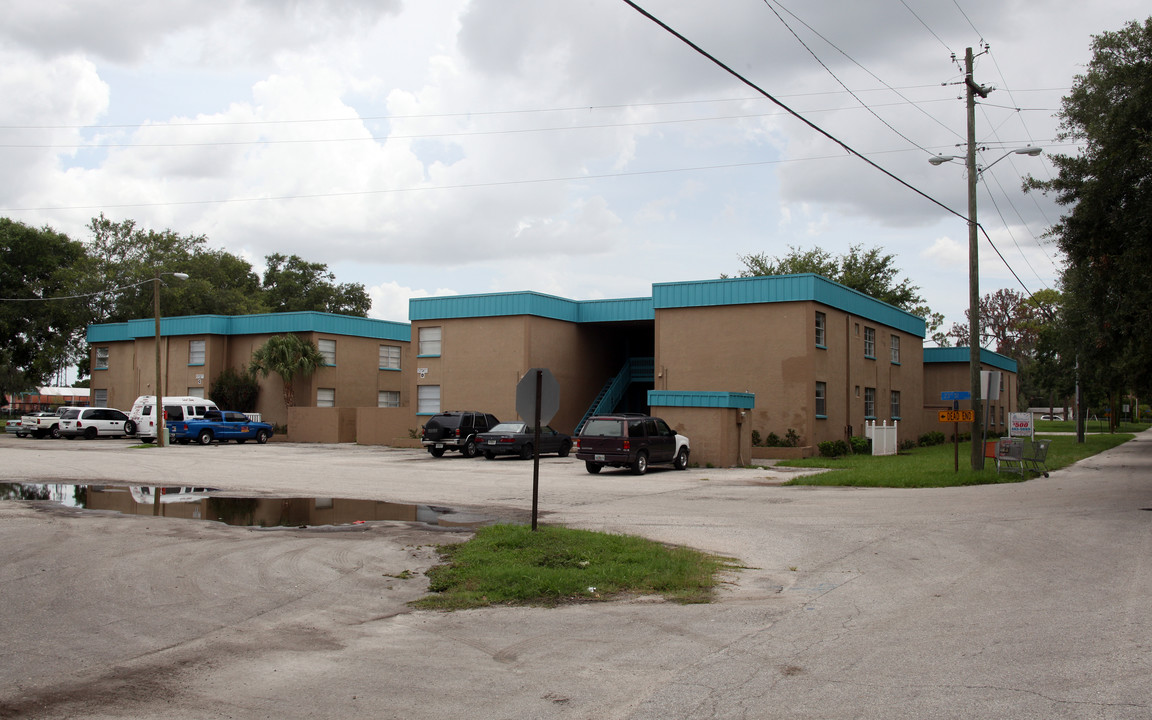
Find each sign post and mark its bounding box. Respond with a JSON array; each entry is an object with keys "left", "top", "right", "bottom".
[
  {"left": 516, "top": 368, "right": 559, "bottom": 531},
  {"left": 941, "top": 391, "right": 973, "bottom": 472}
]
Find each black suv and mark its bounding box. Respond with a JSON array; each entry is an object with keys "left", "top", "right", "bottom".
[
  {"left": 575, "top": 414, "right": 690, "bottom": 474},
  {"left": 421, "top": 411, "right": 500, "bottom": 458}
]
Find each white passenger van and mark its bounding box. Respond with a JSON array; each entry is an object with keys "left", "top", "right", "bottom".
[{"left": 128, "top": 395, "right": 219, "bottom": 442}]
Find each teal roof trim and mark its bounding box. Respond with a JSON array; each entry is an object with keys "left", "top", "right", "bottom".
[
  {"left": 652, "top": 274, "right": 926, "bottom": 337},
  {"left": 649, "top": 390, "right": 756, "bottom": 409},
  {"left": 924, "top": 347, "right": 1018, "bottom": 373},
  {"left": 409, "top": 291, "right": 654, "bottom": 323},
  {"left": 86, "top": 311, "right": 411, "bottom": 343}
]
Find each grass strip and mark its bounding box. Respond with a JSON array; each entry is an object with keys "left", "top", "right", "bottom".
[
  {"left": 778, "top": 433, "right": 1134, "bottom": 488},
  {"left": 412, "top": 524, "right": 738, "bottom": 610}
]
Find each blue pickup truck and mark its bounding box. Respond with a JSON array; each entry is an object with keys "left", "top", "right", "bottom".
[{"left": 168, "top": 410, "right": 274, "bottom": 445}]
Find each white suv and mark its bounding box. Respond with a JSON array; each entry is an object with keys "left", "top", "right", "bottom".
[{"left": 58, "top": 407, "right": 135, "bottom": 439}]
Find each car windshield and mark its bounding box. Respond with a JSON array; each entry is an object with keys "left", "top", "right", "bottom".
[
  {"left": 581, "top": 419, "right": 623, "bottom": 437},
  {"left": 488, "top": 423, "right": 526, "bottom": 433}
]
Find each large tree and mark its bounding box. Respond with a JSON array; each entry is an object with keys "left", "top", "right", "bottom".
[
  {"left": 1025, "top": 17, "right": 1152, "bottom": 404},
  {"left": 0, "top": 219, "right": 90, "bottom": 396},
  {"left": 261, "top": 253, "right": 371, "bottom": 317},
  {"left": 730, "top": 244, "right": 943, "bottom": 336}
]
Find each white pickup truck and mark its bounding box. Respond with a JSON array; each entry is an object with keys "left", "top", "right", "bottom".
[{"left": 20, "top": 407, "right": 72, "bottom": 439}]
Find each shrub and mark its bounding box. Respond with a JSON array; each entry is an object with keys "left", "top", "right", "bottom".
[
  {"left": 899, "top": 439, "right": 917, "bottom": 452},
  {"left": 209, "top": 365, "right": 260, "bottom": 412},
  {"left": 849, "top": 435, "right": 871, "bottom": 454},
  {"left": 751, "top": 430, "right": 762, "bottom": 447},
  {"left": 917, "top": 431, "right": 945, "bottom": 447},
  {"left": 818, "top": 439, "right": 849, "bottom": 458},
  {"left": 765, "top": 432, "right": 781, "bottom": 447},
  {"left": 784, "top": 428, "right": 800, "bottom": 447}
]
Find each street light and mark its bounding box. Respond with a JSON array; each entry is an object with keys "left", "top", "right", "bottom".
[
  {"left": 929, "top": 143, "right": 1043, "bottom": 469},
  {"left": 154, "top": 271, "right": 188, "bottom": 448}
]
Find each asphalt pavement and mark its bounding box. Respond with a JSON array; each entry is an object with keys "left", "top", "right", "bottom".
[{"left": 1, "top": 433, "right": 1150, "bottom": 719}]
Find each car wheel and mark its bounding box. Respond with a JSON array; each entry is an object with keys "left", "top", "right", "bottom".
[
  {"left": 518, "top": 443, "right": 534, "bottom": 460},
  {"left": 197, "top": 430, "right": 213, "bottom": 446},
  {"left": 558, "top": 440, "right": 571, "bottom": 458},
  {"left": 674, "top": 447, "right": 690, "bottom": 470},
  {"left": 631, "top": 451, "right": 648, "bottom": 475},
  {"left": 256, "top": 430, "right": 270, "bottom": 444},
  {"left": 484, "top": 450, "right": 496, "bottom": 460},
  {"left": 462, "top": 438, "right": 478, "bottom": 458},
  {"left": 84, "top": 427, "right": 98, "bottom": 440},
  {"left": 429, "top": 447, "right": 446, "bottom": 458},
  {"left": 585, "top": 461, "right": 602, "bottom": 474},
  {"left": 235, "top": 439, "right": 247, "bottom": 444},
  {"left": 49, "top": 425, "right": 61, "bottom": 439}
]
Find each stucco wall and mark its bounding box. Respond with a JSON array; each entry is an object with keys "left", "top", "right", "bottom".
[{"left": 287, "top": 407, "right": 358, "bottom": 443}]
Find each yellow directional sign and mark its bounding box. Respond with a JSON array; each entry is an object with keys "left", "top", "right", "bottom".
[{"left": 938, "top": 410, "right": 975, "bottom": 423}]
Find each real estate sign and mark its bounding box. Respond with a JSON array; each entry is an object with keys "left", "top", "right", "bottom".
[{"left": 1009, "top": 412, "right": 1034, "bottom": 438}]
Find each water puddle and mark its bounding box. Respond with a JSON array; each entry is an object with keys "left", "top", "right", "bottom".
[{"left": 0, "top": 483, "right": 486, "bottom": 528}]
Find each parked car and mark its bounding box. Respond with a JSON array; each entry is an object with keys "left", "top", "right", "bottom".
[
  {"left": 20, "top": 407, "right": 74, "bottom": 439},
  {"left": 5, "top": 418, "right": 28, "bottom": 438},
  {"left": 167, "top": 410, "right": 274, "bottom": 445},
  {"left": 1039, "top": 414, "right": 1064, "bottom": 421},
  {"left": 420, "top": 411, "right": 499, "bottom": 458},
  {"left": 58, "top": 407, "right": 135, "bottom": 439},
  {"left": 575, "top": 414, "right": 690, "bottom": 475},
  {"left": 128, "top": 395, "right": 220, "bottom": 443},
  {"left": 476, "top": 422, "right": 572, "bottom": 460}
]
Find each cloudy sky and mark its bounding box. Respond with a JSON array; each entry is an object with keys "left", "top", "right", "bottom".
[{"left": 2, "top": 0, "right": 1145, "bottom": 335}]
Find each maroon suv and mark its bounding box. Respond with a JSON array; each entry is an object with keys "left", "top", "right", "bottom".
[{"left": 575, "top": 414, "right": 690, "bottom": 474}]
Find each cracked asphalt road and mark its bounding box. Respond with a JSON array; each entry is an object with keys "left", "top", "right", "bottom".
[{"left": 1, "top": 433, "right": 1150, "bottom": 719}]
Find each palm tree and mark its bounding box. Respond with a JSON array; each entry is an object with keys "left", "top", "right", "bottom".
[{"left": 249, "top": 334, "right": 325, "bottom": 408}]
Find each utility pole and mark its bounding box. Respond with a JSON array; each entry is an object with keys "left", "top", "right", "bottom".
[{"left": 965, "top": 47, "right": 990, "bottom": 470}]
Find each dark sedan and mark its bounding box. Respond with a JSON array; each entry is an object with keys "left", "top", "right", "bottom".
[{"left": 476, "top": 422, "right": 572, "bottom": 460}]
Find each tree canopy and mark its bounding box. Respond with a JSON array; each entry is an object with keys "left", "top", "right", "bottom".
[
  {"left": 729, "top": 244, "right": 943, "bottom": 336},
  {"left": 1025, "top": 17, "right": 1152, "bottom": 400}
]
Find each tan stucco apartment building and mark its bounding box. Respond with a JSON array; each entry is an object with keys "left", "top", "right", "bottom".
[{"left": 86, "top": 274, "right": 1017, "bottom": 466}]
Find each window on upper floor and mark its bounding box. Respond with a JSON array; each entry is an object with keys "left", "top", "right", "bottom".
[
  {"left": 379, "top": 344, "right": 401, "bottom": 370},
  {"left": 864, "top": 327, "right": 876, "bottom": 358},
  {"left": 94, "top": 347, "right": 109, "bottom": 370},
  {"left": 189, "top": 339, "right": 205, "bottom": 365},
  {"left": 815, "top": 311, "right": 826, "bottom": 347},
  {"left": 318, "top": 339, "right": 336, "bottom": 366},
  {"left": 419, "top": 326, "right": 441, "bottom": 356},
  {"left": 890, "top": 335, "right": 900, "bottom": 364}
]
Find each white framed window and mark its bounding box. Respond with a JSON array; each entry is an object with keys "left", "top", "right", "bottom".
[
  {"left": 318, "top": 339, "right": 336, "bottom": 366},
  {"left": 864, "top": 387, "right": 876, "bottom": 418},
  {"left": 815, "top": 381, "right": 827, "bottom": 417},
  {"left": 189, "top": 339, "right": 205, "bottom": 365},
  {"left": 94, "top": 346, "right": 109, "bottom": 370},
  {"left": 93, "top": 389, "right": 108, "bottom": 407},
  {"left": 890, "top": 390, "right": 901, "bottom": 419},
  {"left": 864, "top": 327, "right": 876, "bottom": 358},
  {"left": 186, "top": 387, "right": 205, "bottom": 399},
  {"left": 379, "top": 344, "right": 401, "bottom": 370},
  {"left": 418, "top": 326, "right": 441, "bottom": 356},
  {"left": 317, "top": 388, "right": 335, "bottom": 407},
  {"left": 890, "top": 335, "right": 900, "bottom": 364},
  {"left": 417, "top": 385, "right": 441, "bottom": 414},
  {"left": 815, "top": 312, "right": 826, "bottom": 347},
  {"left": 378, "top": 391, "right": 401, "bottom": 408}
]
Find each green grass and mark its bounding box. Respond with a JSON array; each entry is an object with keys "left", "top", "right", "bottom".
[
  {"left": 779, "top": 433, "right": 1134, "bottom": 488},
  {"left": 1035, "top": 418, "right": 1149, "bottom": 434},
  {"left": 411, "top": 524, "right": 739, "bottom": 610}
]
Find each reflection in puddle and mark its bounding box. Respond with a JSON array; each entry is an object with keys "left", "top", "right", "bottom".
[{"left": 0, "top": 483, "right": 476, "bottom": 528}]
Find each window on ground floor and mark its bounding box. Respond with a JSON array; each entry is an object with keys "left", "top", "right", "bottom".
[
  {"left": 417, "top": 385, "right": 440, "bottom": 414},
  {"left": 378, "top": 390, "right": 400, "bottom": 408},
  {"left": 890, "top": 390, "right": 901, "bottom": 419},
  {"left": 93, "top": 389, "right": 108, "bottom": 407},
  {"left": 864, "top": 387, "right": 876, "bottom": 418},
  {"left": 815, "top": 381, "right": 827, "bottom": 417},
  {"left": 317, "top": 388, "right": 335, "bottom": 407}
]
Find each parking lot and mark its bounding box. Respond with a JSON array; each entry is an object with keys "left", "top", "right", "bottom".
[{"left": 2, "top": 434, "right": 1151, "bottom": 718}]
